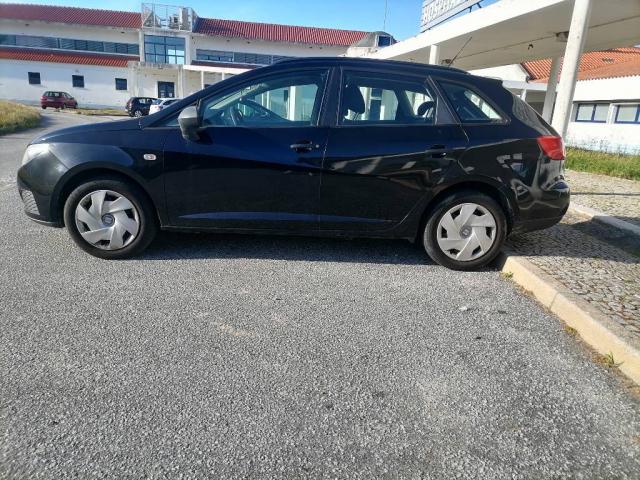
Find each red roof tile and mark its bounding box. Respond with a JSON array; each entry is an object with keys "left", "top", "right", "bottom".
[
  {"left": 523, "top": 48, "right": 640, "bottom": 82},
  {"left": 194, "top": 17, "right": 367, "bottom": 46},
  {"left": 0, "top": 4, "right": 368, "bottom": 46},
  {"left": 0, "top": 46, "right": 138, "bottom": 67},
  {"left": 0, "top": 3, "right": 141, "bottom": 29}
]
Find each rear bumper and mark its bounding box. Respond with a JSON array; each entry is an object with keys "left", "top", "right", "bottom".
[{"left": 512, "top": 181, "right": 570, "bottom": 233}]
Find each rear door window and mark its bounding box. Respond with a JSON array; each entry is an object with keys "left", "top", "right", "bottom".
[
  {"left": 339, "top": 71, "right": 437, "bottom": 125},
  {"left": 438, "top": 81, "right": 504, "bottom": 123}
]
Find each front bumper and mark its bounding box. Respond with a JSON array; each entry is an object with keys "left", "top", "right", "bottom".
[{"left": 17, "top": 153, "right": 69, "bottom": 227}]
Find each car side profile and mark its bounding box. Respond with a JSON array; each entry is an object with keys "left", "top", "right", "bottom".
[
  {"left": 41, "top": 91, "right": 77, "bottom": 109},
  {"left": 18, "top": 57, "right": 569, "bottom": 270},
  {"left": 125, "top": 97, "right": 156, "bottom": 117}
]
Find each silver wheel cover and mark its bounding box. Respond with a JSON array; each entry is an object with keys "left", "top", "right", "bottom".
[
  {"left": 74, "top": 189, "right": 140, "bottom": 250},
  {"left": 435, "top": 203, "right": 497, "bottom": 262}
]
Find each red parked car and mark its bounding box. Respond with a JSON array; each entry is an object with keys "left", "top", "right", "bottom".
[{"left": 40, "top": 91, "right": 78, "bottom": 109}]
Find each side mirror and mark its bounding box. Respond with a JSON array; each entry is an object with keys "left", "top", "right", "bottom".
[{"left": 178, "top": 105, "right": 201, "bottom": 141}]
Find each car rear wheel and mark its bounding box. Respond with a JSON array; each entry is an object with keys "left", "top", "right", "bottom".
[
  {"left": 133, "top": 109, "right": 143, "bottom": 117},
  {"left": 63, "top": 178, "right": 158, "bottom": 259},
  {"left": 423, "top": 191, "right": 506, "bottom": 271}
]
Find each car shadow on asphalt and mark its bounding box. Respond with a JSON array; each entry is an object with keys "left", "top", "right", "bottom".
[{"left": 141, "top": 231, "right": 438, "bottom": 266}]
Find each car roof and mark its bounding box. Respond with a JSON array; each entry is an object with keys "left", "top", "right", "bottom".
[{"left": 271, "top": 56, "right": 469, "bottom": 77}]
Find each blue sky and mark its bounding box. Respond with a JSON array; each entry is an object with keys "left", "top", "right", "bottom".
[
  {"left": 4, "top": 0, "right": 423, "bottom": 39},
  {"left": 3, "top": 0, "right": 504, "bottom": 40}
]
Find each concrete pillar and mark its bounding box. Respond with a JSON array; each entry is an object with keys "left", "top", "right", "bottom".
[
  {"left": 520, "top": 89, "right": 528, "bottom": 101},
  {"left": 178, "top": 66, "right": 185, "bottom": 97},
  {"left": 542, "top": 56, "right": 561, "bottom": 122},
  {"left": 200, "top": 70, "right": 205, "bottom": 90},
  {"left": 428, "top": 44, "right": 440, "bottom": 65},
  {"left": 551, "top": 0, "right": 593, "bottom": 136},
  {"left": 183, "top": 34, "right": 192, "bottom": 65},
  {"left": 138, "top": 30, "right": 145, "bottom": 63}
]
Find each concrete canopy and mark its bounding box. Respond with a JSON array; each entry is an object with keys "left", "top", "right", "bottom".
[{"left": 367, "top": 0, "right": 640, "bottom": 71}]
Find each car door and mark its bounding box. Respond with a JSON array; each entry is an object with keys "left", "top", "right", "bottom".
[
  {"left": 163, "top": 67, "right": 331, "bottom": 232},
  {"left": 319, "top": 68, "right": 468, "bottom": 233}
]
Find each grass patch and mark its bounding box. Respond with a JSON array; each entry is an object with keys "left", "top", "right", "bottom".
[
  {"left": 596, "top": 352, "right": 623, "bottom": 369},
  {"left": 566, "top": 148, "right": 640, "bottom": 181},
  {"left": 0, "top": 100, "right": 41, "bottom": 135},
  {"left": 73, "top": 108, "right": 127, "bottom": 116}
]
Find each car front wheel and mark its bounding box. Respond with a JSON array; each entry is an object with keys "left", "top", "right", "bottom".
[
  {"left": 423, "top": 191, "right": 506, "bottom": 271},
  {"left": 133, "top": 109, "right": 143, "bottom": 117},
  {"left": 63, "top": 178, "right": 158, "bottom": 259}
]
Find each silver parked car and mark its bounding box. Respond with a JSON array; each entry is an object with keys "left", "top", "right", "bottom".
[{"left": 149, "top": 98, "right": 181, "bottom": 115}]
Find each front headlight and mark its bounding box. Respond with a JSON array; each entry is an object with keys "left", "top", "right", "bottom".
[{"left": 21, "top": 143, "right": 50, "bottom": 166}]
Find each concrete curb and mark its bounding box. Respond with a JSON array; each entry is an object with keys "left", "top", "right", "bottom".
[
  {"left": 497, "top": 251, "right": 640, "bottom": 385},
  {"left": 570, "top": 203, "right": 640, "bottom": 237}
]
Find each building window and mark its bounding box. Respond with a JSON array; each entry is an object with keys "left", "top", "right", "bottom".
[
  {"left": 115, "top": 78, "right": 128, "bottom": 91},
  {"left": 614, "top": 104, "right": 640, "bottom": 124},
  {"left": 196, "top": 49, "right": 233, "bottom": 63},
  {"left": 144, "top": 35, "right": 185, "bottom": 64},
  {"left": 0, "top": 34, "right": 138, "bottom": 55},
  {"left": 72, "top": 75, "right": 85, "bottom": 88},
  {"left": 377, "top": 35, "right": 393, "bottom": 47},
  {"left": 575, "top": 103, "right": 609, "bottom": 123},
  {"left": 196, "top": 49, "right": 293, "bottom": 66},
  {"left": 0, "top": 34, "right": 16, "bottom": 45},
  {"left": 28, "top": 72, "right": 40, "bottom": 85}
]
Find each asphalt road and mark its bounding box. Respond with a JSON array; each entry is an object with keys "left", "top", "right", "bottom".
[{"left": 1, "top": 112, "right": 640, "bottom": 479}]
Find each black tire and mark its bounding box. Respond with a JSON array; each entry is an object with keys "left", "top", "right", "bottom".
[
  {"left": 63, "top": 178, "right": 158, "bottom": 259},
  {"left": 41, "top": 106, "right": 46, "bottom": 110},
  {"left": 133, "top": 109, "right": 143, "bottom": 117},
  {"left": 423, "top": 191, "right": 507, "bottom": 271}
]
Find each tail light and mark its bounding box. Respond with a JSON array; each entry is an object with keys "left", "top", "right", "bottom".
[{"left": 537, "top": 135, "right": 565, "bottom": 160}]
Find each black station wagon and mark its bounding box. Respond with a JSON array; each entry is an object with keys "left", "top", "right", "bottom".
[{"left": 18, "top": 57, "right": 569, "bottom": 270}]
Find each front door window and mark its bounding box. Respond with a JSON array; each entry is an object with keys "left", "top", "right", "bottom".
[{"left": 200, "top": 70, "right": 328, "bottom": 127}]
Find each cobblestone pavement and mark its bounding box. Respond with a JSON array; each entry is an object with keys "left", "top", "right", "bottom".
[
  {"left": 507, "top": 210, "right": 640, "bottom": 345},
  {"left": 566, "top": 170, "right": 640, "bottom": 228}
]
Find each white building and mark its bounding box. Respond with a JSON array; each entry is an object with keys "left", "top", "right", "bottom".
[
  {"left": 472, "top": 48, "right": 640, "bottom": 154},
  {"left": 522, "top": 49, "right": 640, "bottom": 154},
  {"left": 0, "top": 3, "right": 394, "bottom": 107}
]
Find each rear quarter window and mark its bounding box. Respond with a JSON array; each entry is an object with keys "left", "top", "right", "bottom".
[{"left": 439, "top": 81, "right": 505, "bottom": 124}]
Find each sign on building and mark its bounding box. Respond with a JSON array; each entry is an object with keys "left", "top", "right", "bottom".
[{"left": 421, "top": 0, "right": 482, "bottom": 31}]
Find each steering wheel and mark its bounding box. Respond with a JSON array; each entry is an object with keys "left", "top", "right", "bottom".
[
  {"left": 238, "top": 99, "right": 284, "bottom": 122},
  {"left": 229, "top": 106, "right": 244, "bottom": 125}
]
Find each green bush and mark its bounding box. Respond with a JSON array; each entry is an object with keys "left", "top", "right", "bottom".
[
  {"left": 0, "top": 100, "right": 41, "bottom": 135},
  {"left": 565, "top": 148, "right": 640, "bottom": 181}
]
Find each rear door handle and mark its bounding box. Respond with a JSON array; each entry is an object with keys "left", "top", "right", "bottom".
[{"left": 290, "top": 141, "right": 319, "bottom": 152}]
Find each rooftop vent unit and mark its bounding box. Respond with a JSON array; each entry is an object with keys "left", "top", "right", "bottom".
[{"left": 141, "top": 3, "right": 195, "bottom": 32}]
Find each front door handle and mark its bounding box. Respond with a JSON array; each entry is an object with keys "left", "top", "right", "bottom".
[
  {"left": 429, "top": 144, "right": 448, "bottom": 158},
  {"left": 290, "top": 141, "right": 319, "bottom": 153}
]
